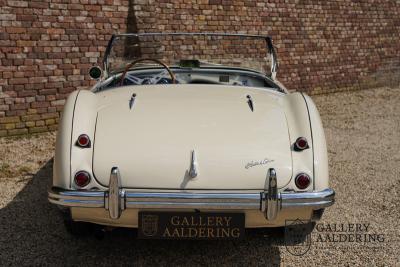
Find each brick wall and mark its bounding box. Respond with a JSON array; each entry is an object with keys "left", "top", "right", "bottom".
[
  {"left": 0, "top": 0, "right": 128, "bottom": 136},
  {"left": 133, "top": 0, "right": 400, "bottom": 93},
  {"left": 0, "top": 0, "right": 399, "bottom": 136}
]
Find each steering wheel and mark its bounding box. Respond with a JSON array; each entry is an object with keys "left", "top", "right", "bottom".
[{"left": 119, "top": 58, "right": 176, "bottom": 86}]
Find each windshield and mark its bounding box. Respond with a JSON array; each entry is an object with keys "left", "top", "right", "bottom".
[{"left": 104, "top": 33, "right": 273, "bottom": 76}]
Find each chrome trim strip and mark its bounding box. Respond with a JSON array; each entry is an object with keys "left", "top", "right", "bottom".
[
  {"left": 281, "top": 188, "right": 335, "bottom": 201},
  {"left": 124, "top": 191, "right": 260, "bottom": 210},
  {"left": 125, "top": 202, "right": 259, "bottom": 210},
  {"left": 49, "top": 198, "right": 104, "bottom": 207},
  {"left": 48, "top": 190, "right": 105, "bottom": 198},
  {"left": 124, "top": 192, "right": 260, "bottom": 200},
  {"left": 48, "top": 190, "right": 105, "bottom": 207}
]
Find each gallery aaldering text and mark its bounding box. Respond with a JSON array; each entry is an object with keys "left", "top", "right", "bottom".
[
  {"left": 314, "top": 223, "right": 385, "bottom": 243},
  {"left": 162, "top": 215, "right": 240, "bottom": 238}
]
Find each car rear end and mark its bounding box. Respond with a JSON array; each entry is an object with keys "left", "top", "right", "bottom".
[{"left": 49, "top": 84, "right": 334, "bottom": 239}]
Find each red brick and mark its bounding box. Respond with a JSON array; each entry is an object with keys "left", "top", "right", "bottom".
[
  {"left": 7, "top": 0, "right": 28, "bottom": 7},
  {"left": 28, "top": 1, "right": 48, "bottom": 8},
  {"left": 10, "top": 103, "right": 29, "bottom": 110},
  {"left": 47, "top": 28, "right": 65, "bottom": 35},
  {"left": 16, "top": 15, "right": 38, "bottom": 21},
  {"left": 29, "top": 77, "right": 48, "bottom": 83},
  {"left": 0, "top": 116, "right": 20, "bottom": 124},
  {"left": 68, "top": 4, "right": 84, "bottom": 10},
  {"left": 6, "top": 27, "right": 27, "bottom": 34},
  {"left": 8, "top": 128, "right": 28, "bottom": 135},
  {"left": 21, "top": 114, "right": 40, "bottom": 122},
  {"left": 29, "top": 126, "right": 48, "bottom": 133},
  {"left": 0, "top": 105, "right": 9, "bottom": 111},
  {"left": 9, "top": 78, "right": 28, "bottom": 85},
  {"left": 31, "top": 102, "right": 49, "bottom": 109}
]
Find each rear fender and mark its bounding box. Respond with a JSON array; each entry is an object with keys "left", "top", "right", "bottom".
[
  {"left": 302, "top": 94, "right": 329, "bottom": 190},
  {"left": 53, "top": 91, "right": 79, "bottom": 188},
  {"left": 69, "top": 90, "right": 100, "bottom": 189},
  {"left": 281, "top": 92, "right": 314, "bottom": 191}
]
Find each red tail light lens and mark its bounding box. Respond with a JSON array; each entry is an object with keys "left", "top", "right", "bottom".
[
  {"left": 294, "top": 137, "right": 309, "bottom": 151},
  {"left": 74, "top": 171, "right": 91, "bottom": 187},
  {"left": 77, "top": 134, "right": 90, "bottom": 147},
  {"left": 295, "top": 173, "right": 311, "bottom": 189}
]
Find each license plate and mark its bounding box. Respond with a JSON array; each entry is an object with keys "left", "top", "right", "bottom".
[{"left": 138, "top": 212, "right": 245, "bottom": 239}]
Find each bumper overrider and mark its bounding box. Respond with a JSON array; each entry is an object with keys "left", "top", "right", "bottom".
[{"left": 48, "top": 167, "right": 335, "bottom": 221}]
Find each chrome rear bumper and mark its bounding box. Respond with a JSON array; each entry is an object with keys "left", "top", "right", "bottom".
[{"left": 48, "top": 168, "right": 335, "bottom": 221}]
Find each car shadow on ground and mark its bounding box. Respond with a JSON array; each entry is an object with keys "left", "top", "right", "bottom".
[{"left": 0, "top": 160, "right": 282, "bottom": 266}]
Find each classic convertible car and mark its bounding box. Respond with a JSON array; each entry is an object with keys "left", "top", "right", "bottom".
[{"left": 48, "top": 33, "right": 334, "bottom": 239}]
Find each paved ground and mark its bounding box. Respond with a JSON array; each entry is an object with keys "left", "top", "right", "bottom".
[{"left": 0, "top": 87, "right": 399, "bottom": 266}]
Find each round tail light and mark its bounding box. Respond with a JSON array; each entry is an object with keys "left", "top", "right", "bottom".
[
  {"left": 294, "top": 137, "right": 309, "bottom": 151},
  {"left": 74, "top": 171, "right": 91, "bottom": 187},
  {"left": 295, "top": 173, "right": 311, "bottom": 189},
  {"left": 77, "top": 134, "right": 90, "bottom": 147}
]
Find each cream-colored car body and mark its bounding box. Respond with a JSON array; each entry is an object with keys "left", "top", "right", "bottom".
[
  {"left": 50, "top": 32, "right": 333, "bottom": 231},
  {"left": 53, "top": 82, "right": 329, "bottom": 228}
]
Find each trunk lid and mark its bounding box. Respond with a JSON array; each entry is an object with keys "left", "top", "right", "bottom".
[{"left": 92, "top": 85, "right": 292, "bottom": 189}]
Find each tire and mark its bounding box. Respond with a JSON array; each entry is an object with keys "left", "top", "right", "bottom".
[
  {"left": 61, "top": 209, "right": 95, "bottom": 237},
  {"left": 64, "top": 219, "right": 95, "bottom": 237}
]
